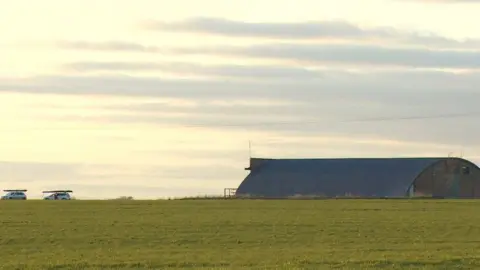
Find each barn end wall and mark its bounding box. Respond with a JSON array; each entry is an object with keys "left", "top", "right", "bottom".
[{"left": 411, "top": 158, "right": 480, "bottom": 198}]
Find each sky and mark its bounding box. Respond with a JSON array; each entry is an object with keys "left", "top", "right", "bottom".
[{"left": 1, "top": 0, "right": 480, "bottom": 199}]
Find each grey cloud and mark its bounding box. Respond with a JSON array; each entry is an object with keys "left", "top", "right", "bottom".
[
  {"left": 2, "top": 71, "right": 480, "bottom": 101},
  {"left": 64, "top": 61, "right": 324, "bottom": 80},
  {"left": 54, "top": 108, "right": 480, "bottom": 152},
  {"left": 143, "top": 17, "right": 480, "bottom": 48},
  {"left": 2, "top": 71, "right": 480, "bottom": 148},
  {"left": 104, "top": 101, "right": 480, "bottom": 123},
  {"left": 0, "top": 75, "right": 271, "bottom": 98},
  {"left": 144, "top": 18, "right": 368, "bottom": 39},
  {"left": 174, "top": 43, "right": 480, "bottom": 69},
  {"left": 59, "top": 40, "right": 480, "bottom": 68},
  {"left": 104, "top": 101, "right": 306, "bottom": 118},
  {"left": 58, "top": 41, "right": 164, "bottom": 53}
]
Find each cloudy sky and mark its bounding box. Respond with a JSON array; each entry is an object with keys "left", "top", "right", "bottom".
[{"left": 1, "top": 0, "right": 480, "bottom": 199}]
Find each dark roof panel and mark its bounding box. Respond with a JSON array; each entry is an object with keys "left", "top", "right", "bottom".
[{"left": 237, "top": 157, "right": 456, "bottom": 197}]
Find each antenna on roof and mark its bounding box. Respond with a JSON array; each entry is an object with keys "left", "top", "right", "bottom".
[{"left": 248, "top": 140, "right": 252, "bottom": 158}]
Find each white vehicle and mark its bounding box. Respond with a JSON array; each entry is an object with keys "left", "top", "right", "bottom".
[
  {"left": 1, "top": 189, "right": 27, "bottom": 200},
  {"left": 43, "top": 190, "right": 73, "bottom": 200}
]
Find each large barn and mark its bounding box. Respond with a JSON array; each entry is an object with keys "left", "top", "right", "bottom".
[{"left": 236, "top": 157, "right": 480, "bottom": 198}]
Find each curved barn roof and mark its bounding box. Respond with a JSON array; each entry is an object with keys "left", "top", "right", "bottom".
[{"left": 237, "top": 157, "right": 476, "bottom": 197}]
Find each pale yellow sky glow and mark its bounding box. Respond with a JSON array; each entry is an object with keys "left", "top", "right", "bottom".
[{"left": 1, "top": 0, "right": 480, "bottom": 198}]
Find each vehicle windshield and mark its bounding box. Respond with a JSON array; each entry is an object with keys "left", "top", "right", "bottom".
[
  {"left": 47, "top": 193, "right": 69, "bottom": 196},
  {"left": 5, "top": 192, "right": 23, "bottom": 196}
]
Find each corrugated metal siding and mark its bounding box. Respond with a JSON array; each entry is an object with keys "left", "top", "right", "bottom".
[{"left": 237, "top": 157, "right": 456, "bottom": 197}]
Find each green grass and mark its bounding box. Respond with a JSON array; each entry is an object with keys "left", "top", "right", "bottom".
[{"left": 1, "top": 200, "right": 480, "bottom": 269}]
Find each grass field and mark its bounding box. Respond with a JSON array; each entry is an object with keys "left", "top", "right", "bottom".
[{"left": 1, "top": 199, "right": 480, "bottom": 269}]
